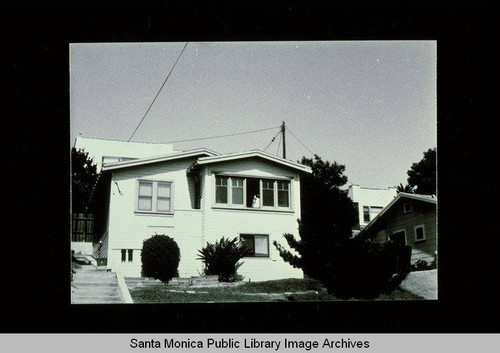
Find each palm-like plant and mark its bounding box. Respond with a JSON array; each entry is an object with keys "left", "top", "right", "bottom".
[
  {"left": 396, "top": 183, "right": 414, "bottom": 194},
  {"left": 197, "top": 237, "right": 250, "bottom": 282}
]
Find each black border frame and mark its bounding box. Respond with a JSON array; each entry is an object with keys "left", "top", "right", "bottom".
[{"left": 2, "top": 2, "right": 499, "bottom": 333}]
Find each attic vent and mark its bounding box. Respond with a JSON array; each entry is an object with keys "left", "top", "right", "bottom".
[{"left": 403, "top": 202, "right": 413, "bottom": 213}]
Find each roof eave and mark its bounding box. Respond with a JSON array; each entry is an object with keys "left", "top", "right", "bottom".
[
  {"left": 197, "top": 150, "right": 312, "bottom": 174},
  {"left": 101, "top": 149, "right": 218, "bottom": 172}
]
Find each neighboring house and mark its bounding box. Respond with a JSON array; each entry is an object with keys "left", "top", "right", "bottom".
[
  {"left": 92, "top": 148, "right": 312, "bottom": 282},
  {"left": 347, "top": 184, "right": 398, "bottom": 235},
  {"left": 359, "top": 192, "right": 437, "bottom": 266},
  {"left": 73, "top": 136, "right": 177, "bottom": 172}
]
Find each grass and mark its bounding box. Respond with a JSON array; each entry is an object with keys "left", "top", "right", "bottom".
[{"left": 129, "top": 278, "right": 424, "bottom": 303}]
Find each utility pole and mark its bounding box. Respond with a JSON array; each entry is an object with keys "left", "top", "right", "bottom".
[{"left": 281, "top": 121, "right": 286, "bottom": 159}]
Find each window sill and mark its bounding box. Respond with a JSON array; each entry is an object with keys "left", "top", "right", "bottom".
[
  {"left": 134, "top": 211, "right": 174, "bottom": 216},
  {"left": 414, "top": 239, "right": 426, "bottom": 243},
  {"left": 212, "top": 206, "right": 294, "bottom": 214}
]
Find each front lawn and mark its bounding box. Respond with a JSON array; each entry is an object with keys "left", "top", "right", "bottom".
[{"left": 129, "top": 278, "right": 424, "bottom": 303}]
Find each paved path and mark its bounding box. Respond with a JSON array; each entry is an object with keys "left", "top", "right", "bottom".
[
  {"left": 72, "top": 265, "right": 123, "bottom": 304},
  {"left": 399, "top": 269, "right": 437, "bottom": 300}
]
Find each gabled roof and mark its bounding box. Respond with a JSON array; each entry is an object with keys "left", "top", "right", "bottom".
[
  {"left": 101, "top": 148, "right": 218, "bottom": 171},
  {"left": 197, "top": 150, "right": 312, "bottom": 173},
  {"left": 361, "top": 192, "right": 437, "bottom": 234}
]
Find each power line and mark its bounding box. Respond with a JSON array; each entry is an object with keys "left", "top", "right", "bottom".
[
  {"left": 165, "top": 126, "right": 280, "bottom": 144},
  {"left": 127, "top": 42, "right": 189, "bottom": 142},
  {"left": 263, "top": 129, "right": 282, "bottom": 152},
  {"left": 286, "top": 127, "right": 315, "bottom": 156},
  {"left": 276, "top": 131, "right": 282, "bottom": 156}
]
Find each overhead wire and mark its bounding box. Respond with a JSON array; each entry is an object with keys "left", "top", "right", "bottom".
[
  {"left": 286, "top": 126, "right": 315, "bottom": 156},
  {"left": 164, "top": 126, "right": 280, "bottom": 144},
  {"left": 263, "top": 129, "right": 282, "bottom": 152},
  {"left": 276, "top": 131, "right": 282, "bottom": 156},
  {"left": 127, "top": 42, "right": 189, "bottom": 143}
]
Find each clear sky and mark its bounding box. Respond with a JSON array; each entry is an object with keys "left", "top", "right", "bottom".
[{"left": 70, "top": 41, "right": 436, "bottom": 189}]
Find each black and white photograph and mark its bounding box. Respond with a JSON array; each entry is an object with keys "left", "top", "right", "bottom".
[
  {"left": 2, "top": 3, "right": 499, "bottom": 342},
  {"left": 70, "top": 41, "right": 437, "bottom": 304}
]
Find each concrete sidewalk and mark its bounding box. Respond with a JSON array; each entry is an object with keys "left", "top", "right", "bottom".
[{"left": 399, "top": 269, "right": 437, "bottom": 300}]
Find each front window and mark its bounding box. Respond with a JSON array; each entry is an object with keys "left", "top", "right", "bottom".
[
  {"left": 262, "top": 180, "right": 274, "bottom": 207},
  {"left": 231, "top": 178, "right": 244, "bottom": 205},
  {"left": 240, "top": 234, "right": 269, "bottom": 257},
  {"left": 215, "top": 175, "right": 291, "bottom": 210},
  {"left": 137, "top": 180, "right": 173, "bottom": 213},
  {"left": 215, "top": 176, "right": 228, "bottom": 204},
  {"left": 277, "top": 181, "right": 290, "bottom": 207}
]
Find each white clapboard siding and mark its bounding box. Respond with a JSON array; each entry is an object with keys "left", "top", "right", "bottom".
[
  {"left": 201, "top": 160, "right": 304, "bottom": 282},
  {"left": 106, "top": 158, "right": 204, "bottom": 277}
]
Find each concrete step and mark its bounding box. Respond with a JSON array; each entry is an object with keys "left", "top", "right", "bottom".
[
  {"left": 72, "top": 286, "right": 120, "bottom": 293},
  {"left": 72, "top": 281, "right": 119, "bottom": 287},
  {"left": 73, "top": 275, "right": 117, "bottom": 281},
  {"left": 72, "top": 291, "right": 120, "bottom": 298},
  {"left": 72, "top": 297, "right": 123, "bottom": 304}
]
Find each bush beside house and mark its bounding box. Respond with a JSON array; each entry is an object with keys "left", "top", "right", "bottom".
[{"left": 141, "top": 235, "right": 180, "bottom": 283}]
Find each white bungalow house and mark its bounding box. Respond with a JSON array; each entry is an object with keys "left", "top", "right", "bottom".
[{"left": 92, "top": 148, "right": 311, "bottom": 282}]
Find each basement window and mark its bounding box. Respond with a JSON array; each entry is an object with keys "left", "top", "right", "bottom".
[
  {"left": 240, "top": 234, "right": 269, "bottom": 257},
  {"left": 121, "top": 249, "right": 133, "bottom": 263}
]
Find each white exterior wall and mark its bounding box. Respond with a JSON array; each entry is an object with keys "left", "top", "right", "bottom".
[
  {"left": 348, "top": 185, "right": 398, "bottom": 228},
  {"left": 201, "top": 158, "right": 304, "bottom": 282},
  {"left": 73, "top": 137, "right": 176, "bottom": 172},
  {"left": 106, "top": 158, "right": 203, "bottom": 277}
]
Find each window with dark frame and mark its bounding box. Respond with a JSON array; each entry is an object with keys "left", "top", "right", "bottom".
[
  {"left": 121, "top": 249, "right": 134, "bottom": 263},
  {"left": 277, "top": 181, "right": 289, "bottom": 207},
  {"left": 363, "top": 206, "right": 370, "bottom": 222},
  {"left": 215, "top": 175, "right": 291, "bottom": 210},
  {"left": 403, "top": 202, "right": 413, "bottom": 213},
  {"left": 231, "top": 178, "right": 244, "bottom": 205},
  {"left": 262, "top": 180, "right": 274, "bottom": 207},
  {"left": 415, "top": 225, "right": 425, "bottom": 241},
  {"left": 240, "top": 234, "right": 269, "bottom": 257},
  {"left": 215, "top": 176, "right": 228, "bottom": 204}
]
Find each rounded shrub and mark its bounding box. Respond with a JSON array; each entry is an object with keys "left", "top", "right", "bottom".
[{"left": 141, "top": 234, "right": 180, "bottom": 283}]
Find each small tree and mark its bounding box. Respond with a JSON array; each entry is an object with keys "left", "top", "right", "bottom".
[
  {"left": 197, "top": 237, "right": 249, "bottom": 282},
  {"left": 71, "top": 147, "right": 98, "bottom": 214},
  {"left": 273, "top": 155, "right": 358, "bottom": 292},
  {"left": 274, "top": 155, "right": 410, "bottom": 299},
  {"left": 141, "top": 235, "right": 180, "bottom": 283},
  {"left": 407, "top": 148, "right": 436, "bottom": 195}
]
